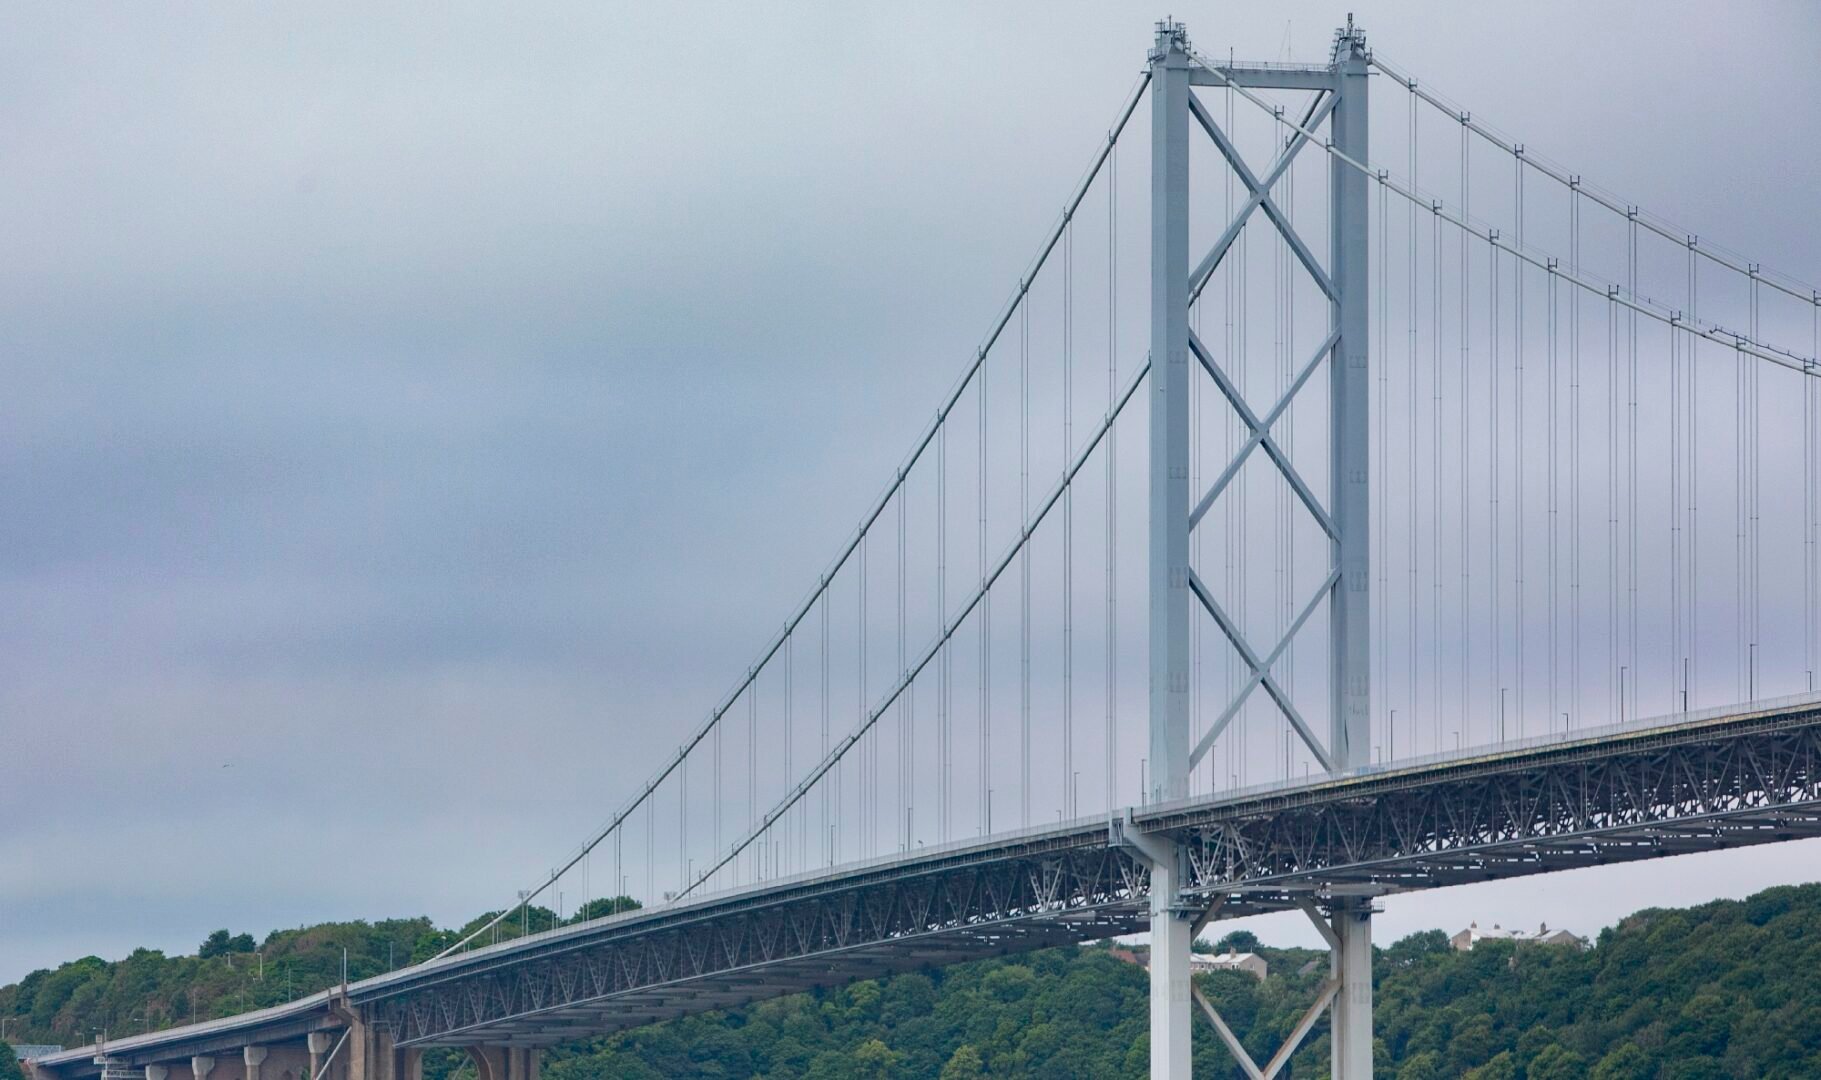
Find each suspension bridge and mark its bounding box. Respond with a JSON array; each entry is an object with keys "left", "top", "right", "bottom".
[{"left": 28, "top": 17, "right": 1821, "bottom": 1080}]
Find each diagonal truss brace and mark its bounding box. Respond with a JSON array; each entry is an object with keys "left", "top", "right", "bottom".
[
  {"left": 1189, "top": 327, "right": 1340, "bottom": 529},
  {"left": 1190, "top": 568, "right": 1339, "bottom": 769},
  {"left": 1180, "top": 73, "right": 1344, "bottom": 780},
  {"left": 1193, "top": 900, "right": 1344, "bottom": 1079},
  {"left": 1189, "top": 329, "right": 1336, "bottom": 538},
  {"left": 1189, "top": 93, "right": 1337, "bottom": 299},
  {"left": 1187, "top": 92, "right": 1335, "bottom": 300},
  {"left": 1189, "top": 568, "right": 1336, "bottom": 773}
]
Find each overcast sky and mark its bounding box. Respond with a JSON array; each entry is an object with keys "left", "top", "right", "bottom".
[{"left": 6, "top": 2, "right": 1821, "bottom": 984}]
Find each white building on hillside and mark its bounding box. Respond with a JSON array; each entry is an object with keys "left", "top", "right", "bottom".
[
  {"left": 1451, "top": 922, "right": 1586, "bottom": 951},
  {"left": 1190, "top": 950, "right": 1268, "bottom": 980}
]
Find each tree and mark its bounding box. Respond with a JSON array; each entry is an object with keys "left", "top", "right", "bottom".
[
  {"left": 1589, "top": 1044, "right": 1652, "bottom": 1080},
  {"left": 938, "top": 1045, "right": 984, "bottom": 1079},
  {"left": 0, "top": 1044, "right": 26, "bottom": 1080},
  {"left": 1462, "top": 1051, "right": 1519, "bottom": 1080},
  {"left": 1214, "top": 930, "right": 1260, "bottom": 953},
  {"left": 198, "top": 931, "right": 253, "bottom": 959},
  {"left": 1527, "top": 1044, "right": 1588, "bottom": 1080},
  {"left": 845, "top": 1039, "right": 900, "bottom": 1079},
  {"left": 569, "top": 897, "right": 642, "bottom": 925}
]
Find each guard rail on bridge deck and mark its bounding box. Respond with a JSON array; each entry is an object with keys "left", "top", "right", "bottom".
[{"left": 30, "top": 693, "right": 1821, "bottom": 1071}]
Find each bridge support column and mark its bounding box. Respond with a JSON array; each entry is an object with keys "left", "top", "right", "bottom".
[
  {"left": 1142, "top": 12, "right": 1194, "bottom": 1069},
  {"left": 1329, "top": 900, "right": 1374, "bottom": 1079},
  {"left": 306, "top": 1035, "right": 332, "bottom": 1080},
  {"left": 332, "top": 1010, "right": 414, "bottom": 1080},
  {"left": 1112, "top": 810, "right": 1193, "bottom": 1078},
  {"left": 190, "top": 1056, "right": 215, "bottom": 1080},
  {"left": 1148, "top": 848, "right": 1193, "bottom": 1079},
  {"left": 243, "top": 1046, "right": 268, "bottom": 1080},
  {"left": 465, "top": 1047, "right": 536, "bottom": 1080}
]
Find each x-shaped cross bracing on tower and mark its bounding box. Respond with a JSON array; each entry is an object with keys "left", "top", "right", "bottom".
[{"left": 1179, "top": 63, "right": 1347, "bottom": 779}]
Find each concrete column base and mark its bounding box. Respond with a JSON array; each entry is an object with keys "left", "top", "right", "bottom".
[
  {"left": 1330, "top": 900, "right": 1374, "bottom": 1079},
  {"left": 466, "top": 1047, "right": 538, "bottom": 1080}
]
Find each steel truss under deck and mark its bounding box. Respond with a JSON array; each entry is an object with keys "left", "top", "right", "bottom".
[{"left": 351, "top": 700, "right": 1821, "bottom": 1050}]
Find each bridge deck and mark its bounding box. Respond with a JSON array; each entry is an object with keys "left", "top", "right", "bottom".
[{"left": 33, "top": 694, "right": 1821, "bottom": 1067}]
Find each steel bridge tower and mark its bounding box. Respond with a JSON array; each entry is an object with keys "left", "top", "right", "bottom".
[{"left": 1140, "top": 18, "right": 1374, "bottom": 1078}]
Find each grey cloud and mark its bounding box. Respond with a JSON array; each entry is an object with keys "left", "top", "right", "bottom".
[{"left": 5, "top": 1, "right": 1820, "bottom": 981}]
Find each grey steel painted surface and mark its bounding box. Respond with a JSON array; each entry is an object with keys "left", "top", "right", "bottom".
[
  {"left": 1325, "top": 27, "right": 1373, "bottom": 1077},
  {"left": 1143, "top": 24, "right": 1196, "bottom": 1076},
  {"left": 35, "top": 694, "right": 1821, "bottom": 1070},
  {"left": 1328, "top": 26, "right": 1371, "bottom": 778},
  {"left": 1147, "top": 23, "right": 1193, "bottom": 808},
  {"left": 1190, "top": 63, "right": 1334, "bottom": 92}
]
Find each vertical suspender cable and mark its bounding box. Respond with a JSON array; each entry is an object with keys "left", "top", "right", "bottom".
[
  {"left": 1570, "top": 181, "right": 1582, "bottom": 727},
  {"left": 747, "top": 679, "right": 756, "bottom": 882},
  {"left": 1751, "top": 275, "right": 1762, "bottom": 693},
  {"left": 858, "top": 532, "right": 868, "bottom": 856},
  {"left": 1063, "top": 219, "right": 1075, "bottom": 816},
  {"left": 1670, "top": 301, "right": 1682, "bottom": 712},
  {"left": 1409, "top": 81, "right": 1420, "bottom": 758},
  {"left": 1515, "top": 147, "right": 1526, "bottom": 735},
  {"left": 1682, "top": 244, "right": 1697, "bottom": 703},
  {"left": 784, "top": 633, "right": 792, "bottom": 874},
  {"left": 1105, "top": 138, "right": 1118, "bottom": 810},
  {"left": 939, "top": 407, "right": 954, "bottom": 837},
  {"left": 1020, "top": 290, "right": 1032, "bottom": 827},
  {"left": 940, "top": 414, "right": 950, "bottom": 840},
  {"left": 1284, "top": 137, "right": 1297, "bottom": 765},
  {"left": 939, "top": 417, "right": 954, "bottom": 837},
  {"left": 1272, "top": 123, "right": 1286, "bottom": 772},
  {"left": 1491, "top": 221, "right": 1502, "bottom": 739},
  {"left": 1548, "top": 255, "right": 1558, "bottom": 733},
  {"left": 1433, "top": 145, "right": 1444, "bottom": 752},
  {"left": 1628, "top": 211, "right": 1640, "bottom": 721},
  {"left": 1811, "top": 295, "right": 1819, "bottom": 692},
  {"left": 714, "top": 684, "right": 723, "bottom": 878},
  {"left": 822, "top": 590, "right": 831, "bottom": 865},
  {"left": 1190, "top": 244, "right": 1202, "bottom": 798},
  {"left": 1236, "top": 122, "right": 1250, "bottom": 786},
  {"left": 1190, "top": 267, "right": 1202, "bottom": 796},
  {"left": 1217, "top": 79, "right": 1234, "bottom": 794},
  {"left": 977, "top": 337, "right": 995, "bottom": 833},
  {"left": 1378, "top": 168, "right": 1390, "bottom": 755},
  {"left": 1687, "top": 244, "right": 1698, "bottom": 707},
  {"left": 897, "top": 489, "right": 907, "bottom": 849},
  {"left": 1608, "top": 261, "right": 1619, "bottom": 723},
  {"left": 1740, "top": 273, "right": 1755, "bottom": 695},
  {"left": 1460, "top": 113, "right": 1472, "bottom": 744},
  {"left": 1738, "top": 286, "right": 1748, "bottom": 696}
]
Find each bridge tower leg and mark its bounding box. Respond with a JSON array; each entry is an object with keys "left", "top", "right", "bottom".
[
  {"left": 1329, "top": 898, "right": 1375, "bottom": 1077},
  {"left": 1327, "top": 26, "right": 1374, "bottom": 1080},
  {"left": 1146, "top": 18, "right": 1194, "bottom": 1080},
  {"left": 1329, "top": 7, "right": 1372, "bottom": 789}
]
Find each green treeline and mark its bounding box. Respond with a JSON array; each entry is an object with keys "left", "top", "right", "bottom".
[
  {"left": 0, "top": 899, "right": 638, "bottom": 1046},
  {"left": 7, "top": 885, "right": 1821, "bottom": 1078}
]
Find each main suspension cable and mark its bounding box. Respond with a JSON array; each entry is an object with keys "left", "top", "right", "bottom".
[
  {"left": 1370, "top": 52, "right": 1820, "bottom": 307},
  {"left": 683, "top": 356, "right": 1153, "bottom": 898},
  {"left": 428, "top": 69, "right": 1153, "bottom": 962},
  {"left": 1191, "top": 53, "right": 1821, "bottom": 372}
]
